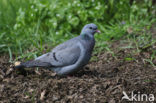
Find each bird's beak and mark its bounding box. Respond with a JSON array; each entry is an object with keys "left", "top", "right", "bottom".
[{"left": 96, "top": 30, "right": 101, "bottom": 33}]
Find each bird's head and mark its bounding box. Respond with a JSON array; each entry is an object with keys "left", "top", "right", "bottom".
[{"left": 81, "top": 23, "right": 101, "bottom": 36}]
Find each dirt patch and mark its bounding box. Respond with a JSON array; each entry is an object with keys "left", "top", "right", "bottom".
[{"left": 0, "top": 40, "right": 156, "bottom": 103}]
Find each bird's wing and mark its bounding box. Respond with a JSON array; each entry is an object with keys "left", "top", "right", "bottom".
[
  {"left": 35, "top": 41, "right": 81, "bottom": 67},
  {"left": 51, "top": 36, "right": 79, "bottom": 52}
]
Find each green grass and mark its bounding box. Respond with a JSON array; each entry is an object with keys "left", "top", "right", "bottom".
[{"left": 0, "top": 0, "right": 155, "bottom": 62}]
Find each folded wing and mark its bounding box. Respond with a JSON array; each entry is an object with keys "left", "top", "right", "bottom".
[{"left": 35, "top": 44, "right": 81, "bottom": 67}]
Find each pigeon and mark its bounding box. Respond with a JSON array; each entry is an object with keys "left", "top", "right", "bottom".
[{"left": 14, "top": 23, "right": 101, "bottom": 75}]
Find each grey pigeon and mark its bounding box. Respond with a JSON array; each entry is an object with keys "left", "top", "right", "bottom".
[{"left": 15, "top": 23, "right": 100, "bottom": 75}]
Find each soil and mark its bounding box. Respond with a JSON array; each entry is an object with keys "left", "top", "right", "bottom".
[{"left": 0, "top": 28, "right": 156, "bottom": 103}]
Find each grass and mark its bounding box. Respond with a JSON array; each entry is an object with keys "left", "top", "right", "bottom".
[{"left": 0, "top": 0, "right": 155, "bottom": 63}]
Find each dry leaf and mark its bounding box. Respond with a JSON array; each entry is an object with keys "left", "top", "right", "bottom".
[
  {"left": 14, "top": 61, "right": 21, "bottom": 66},
  {"left": 0, "top": 84, "right": 4, "bottom": 92},
  {"left": 109, "top": 99, "right": 115, "bottom": 103},
  {"left": 6, "top": 68, "right": 13, "bottom": 75},
  {"left": 28, "top": 88, "right": 34, "bottom": 93},
  {"left": 51, "top": 72, "right": 56, "bottom": 76},
  {"left": 24, "top": 95, "right": 29, "bottom": 99},
  {"left": 67, "top": 95, "right": 73, "bottom": 99},
  {"left": 79, "top": 95, "right": 83, "bottom": 99},
  {"left": 40, "top": 90, "right": 46, "bottom": 100},
  {"left": 3, "top": 78, "right": 10, "bottom": 82},
  {"left": 35, "top": 70, "right": 41, "bottom": 75}
]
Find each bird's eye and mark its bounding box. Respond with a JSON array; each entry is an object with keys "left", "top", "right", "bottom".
[{"left": 89, "top": 27, "right": 93, "bottom": 29}]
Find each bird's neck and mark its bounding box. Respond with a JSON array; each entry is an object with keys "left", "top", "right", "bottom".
[{"left": 80, "top": 32, "right": 94, "bottom": 40}]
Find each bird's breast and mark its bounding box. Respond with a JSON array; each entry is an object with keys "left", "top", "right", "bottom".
[{"left": 79, "top": 40, "right": 95, "bottom": 66}]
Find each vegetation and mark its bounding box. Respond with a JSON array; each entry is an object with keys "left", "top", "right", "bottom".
[{"left": 0, "top": 0, "right": 155, "bottom": 62}]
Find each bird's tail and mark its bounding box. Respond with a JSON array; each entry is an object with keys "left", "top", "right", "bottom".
[{"left": 14, "top": 60, "right": 52, "bottom": 69}]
